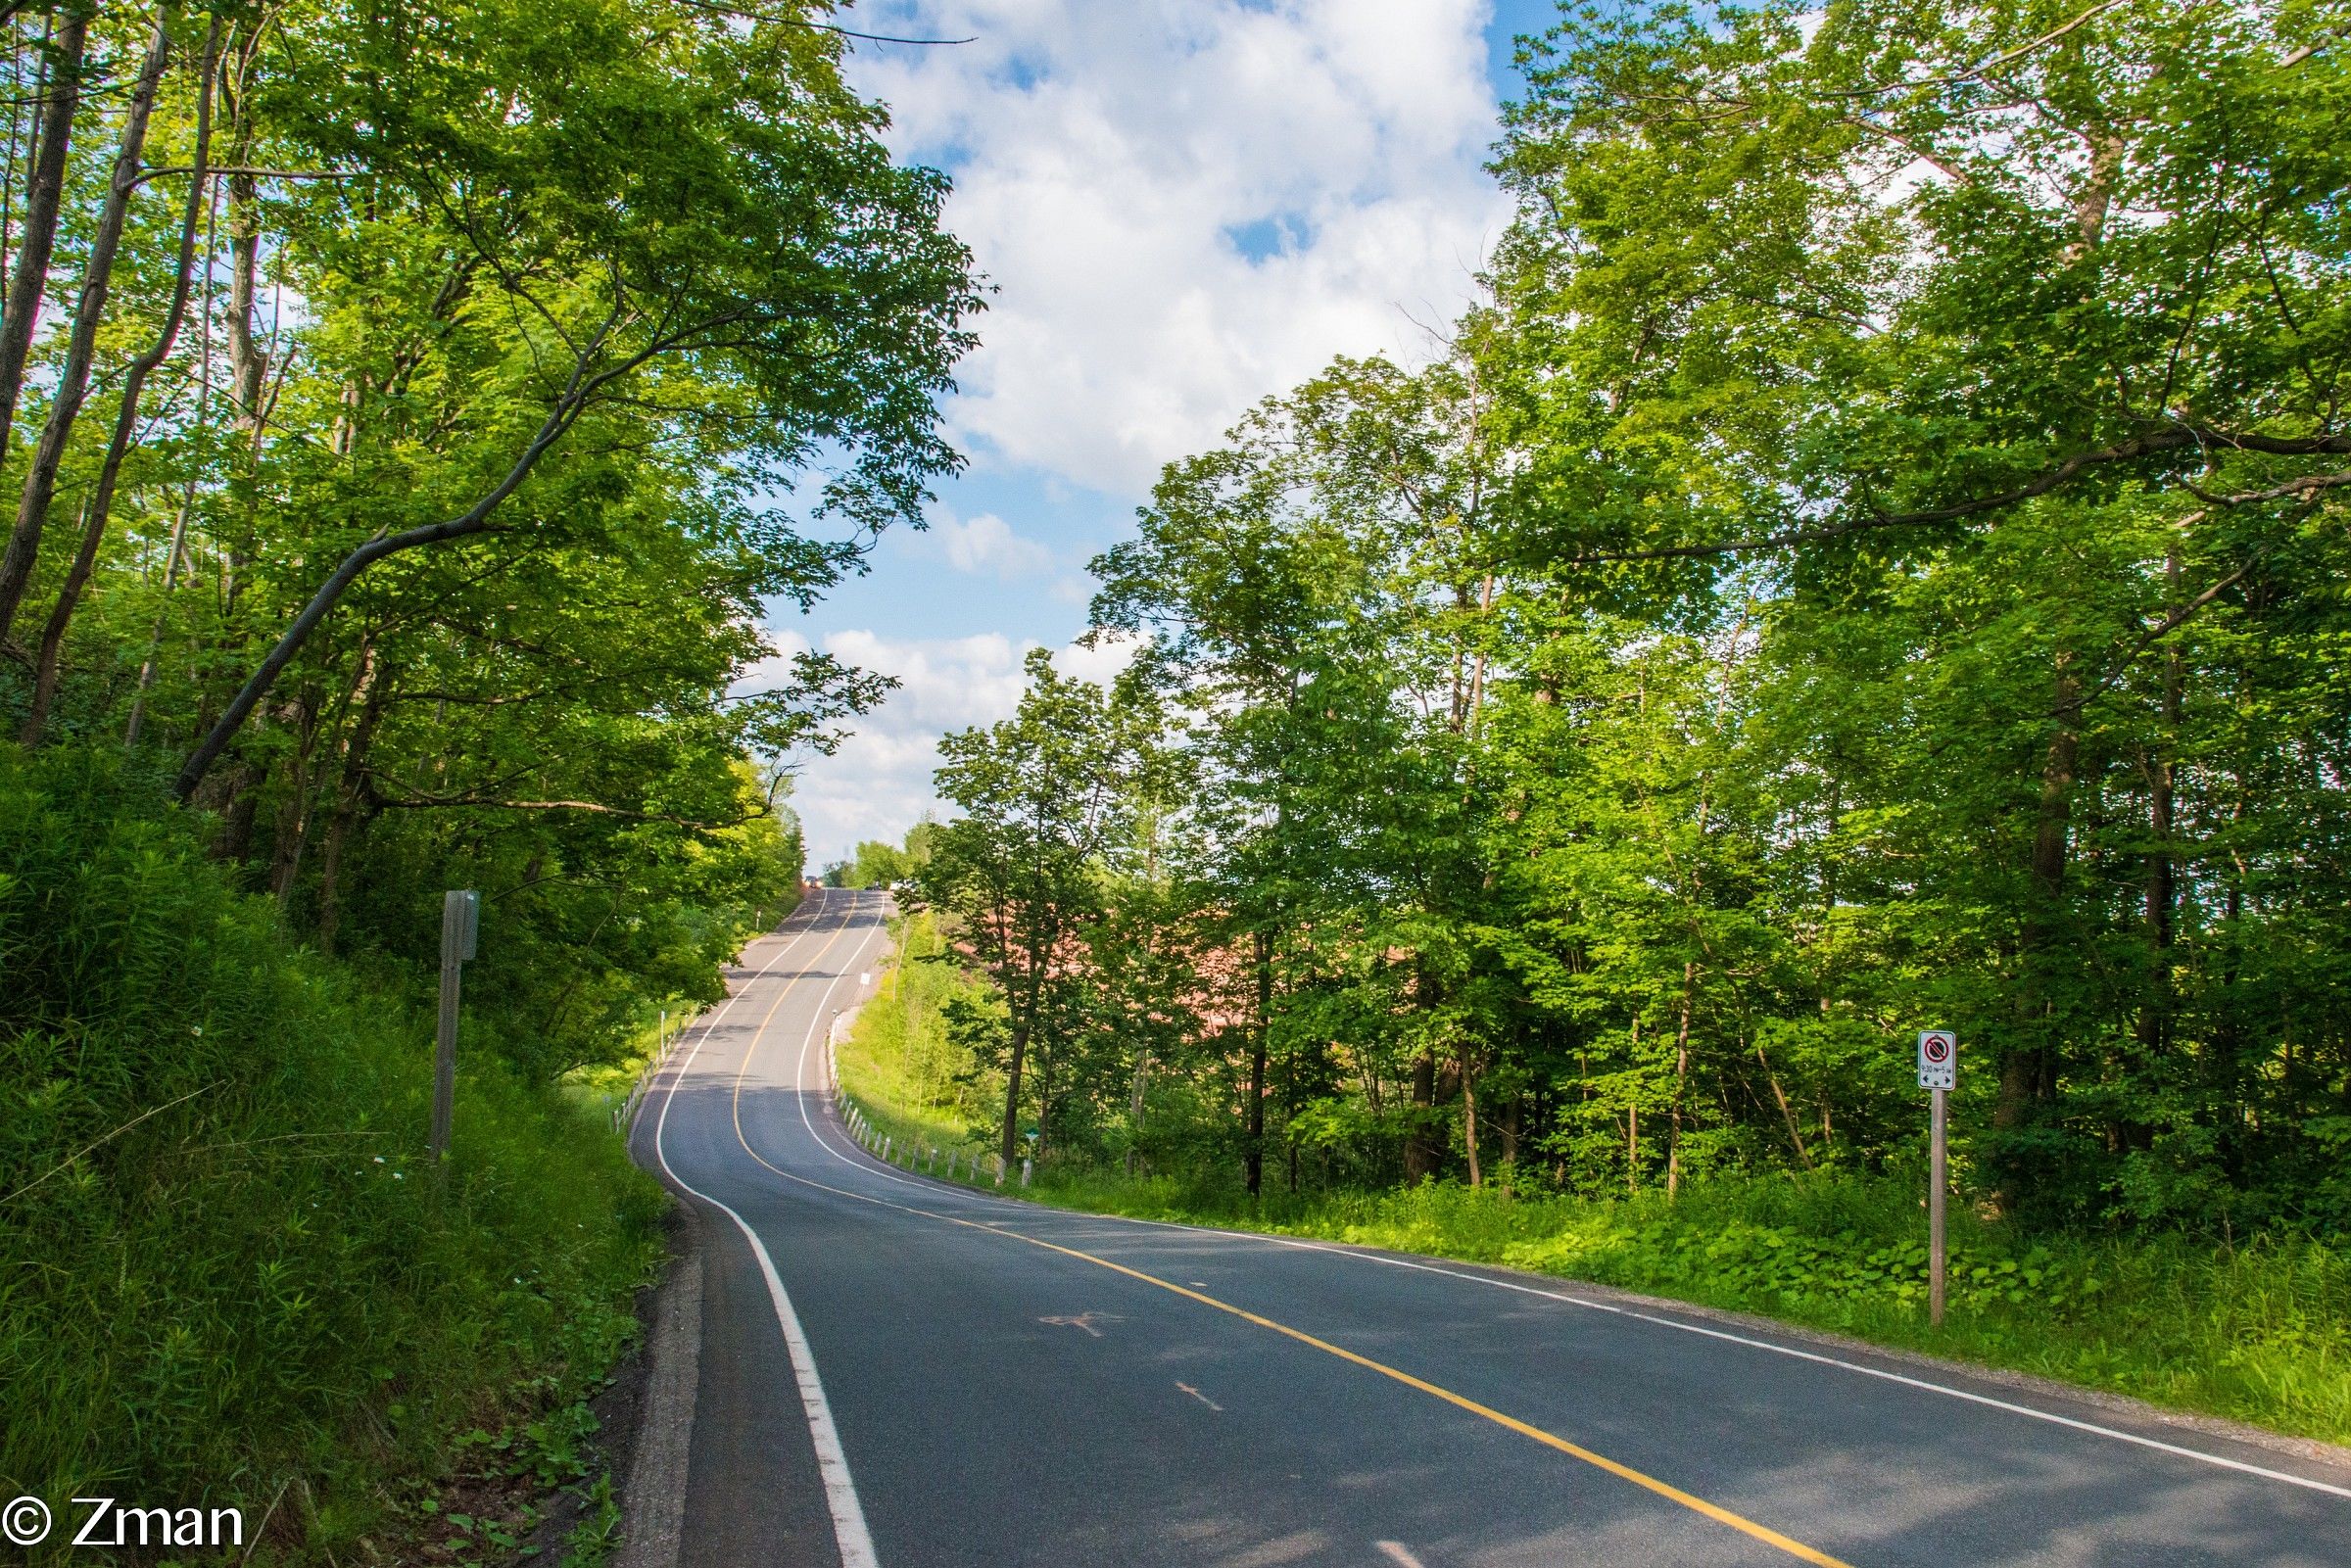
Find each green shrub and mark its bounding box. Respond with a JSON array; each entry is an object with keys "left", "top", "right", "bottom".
[
  {"left": 0, "top": 744, "right": 665, "bottom": 1560},
  {"left": 1020, "top": 1167, "right": 2351, "bottom": 1446}
]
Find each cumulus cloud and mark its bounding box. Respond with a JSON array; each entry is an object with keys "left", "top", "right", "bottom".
[
  {"left": 785, "top": 3, "right": 1510, "bottom": 860},
  {"left": 843, "top": 0, "right": 1511, "bottom": 494},
  {"left": 766, "top": 628, "right": 1140, "bottom": 865},
  {"left": 909, "top": 509, "right": 1058, "bottom": 579}
]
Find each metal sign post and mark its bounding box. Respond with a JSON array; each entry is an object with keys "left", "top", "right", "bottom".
[
  {"left": 1917, "top": 1029, "right": 1957, "bottom": 1325},
  {"left": 430, "top": 890, "right": 480, "bottom": 1159}
]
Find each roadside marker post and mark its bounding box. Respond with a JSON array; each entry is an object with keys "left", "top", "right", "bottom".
[
  {"left": 429, "top": 890, "right": 480, "bottom": 1160},
  {"left": 1916, "top": 1029, "right": 1957, "bottom": 1325}
]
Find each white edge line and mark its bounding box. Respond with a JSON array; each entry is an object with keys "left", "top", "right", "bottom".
[
  {"left": 648, "top": 893, "right": 882, "bottom": 1568},
  {"left": 1214, "top": 1236, "right": 2351, "bottom": 1502},
  {"left": 776, "top": 918, "right": 2351, "bottom": 1506}
]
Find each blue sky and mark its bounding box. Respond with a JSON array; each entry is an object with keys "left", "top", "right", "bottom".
[{"left": 774, "top": 1, "right": 1558, "bottom": 865}]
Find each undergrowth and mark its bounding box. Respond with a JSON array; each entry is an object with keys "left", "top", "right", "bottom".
[
  {"left": 1016, "top": 1168, "right": 2351, "bottom": 1448},
  {"left": 834, "top": 919, "right": 2351, "bottom": 1449},
  {"left": 833, "top": 912, "right": 994, "bottom": 1167},
  {"left": 0, "top": 745, "right": 667, "bottom": 1562}
]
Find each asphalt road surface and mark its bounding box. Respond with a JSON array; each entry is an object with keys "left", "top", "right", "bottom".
[{"left": 632, "top": 888, "right": 2351, "bottom": 1568}]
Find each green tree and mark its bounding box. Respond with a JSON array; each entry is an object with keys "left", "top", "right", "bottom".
[{"left": 921, "top": 650, "right": 1162, "bottom": 1167}]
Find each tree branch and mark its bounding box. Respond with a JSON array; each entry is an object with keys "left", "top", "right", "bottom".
[
  {"left": 1560, "top": 426, "right": 2351, "bottom": 566},
  {"left": 662, "top": 0, "right": 975, "bottom": 44},
  {"left": 373, "top": 792, "right": 749, "bottom": 830},
  {"left": 2056, "top": 546, "right": 2271, "bottom": 719},
  {"left": 172, "top": 314, "right": 628, "bottom": 801},
  {"left": 1822, "top": 1, "right": 2126, "bottom": 100}
]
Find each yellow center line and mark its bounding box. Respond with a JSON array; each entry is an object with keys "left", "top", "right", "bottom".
[
  {"left": 716, "top": 964, "right": 1854, "bottom": 1568},
  {"left": 981, "top": 1226, "right": 1851, "bottom": 1567},
  {"left": 729, "top": 904, "right": 860, "bottom": 1155}
]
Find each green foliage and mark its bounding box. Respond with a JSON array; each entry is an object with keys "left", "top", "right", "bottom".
[
  {"left": 0, "top": 0, "right": 959, "bottom": 1082},
  {"left": 888, "top": 2, "right": 2351, "bottom": 1239},
  {"left": 0, "top": 1, "right": 969, "bottom": 1551},
  {"left": 834, "top": 913, "right": 1001, "bottom": 1163},
  {"left": 918, "top": 650, "right": 1172, "bottom": 1164},
  {"left": 0, "top": 744, "right": 664, "bottom": 1558},
  {"left": 831, "top": 822, "right": 942, "bottom": 889}
]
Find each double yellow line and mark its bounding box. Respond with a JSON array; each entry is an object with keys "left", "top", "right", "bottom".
[{"left": 718, "top": 895, "right": 1852, "bottom": 1568}]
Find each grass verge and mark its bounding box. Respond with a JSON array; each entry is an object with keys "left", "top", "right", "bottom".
[
  {"left": 832, "top": 917, "right": 2351, "bottom": 1450},
  {"left": 833, "top": 912, "right": 996, "bottom": 1174},
  {"left": 1008, "top": 1170, "right": 2351, "bottom": 1449}
]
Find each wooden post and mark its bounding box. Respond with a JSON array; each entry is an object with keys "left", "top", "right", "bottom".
[
  {"left": 429, "top": 890, "right": 478, "bottom": 1159},
  {"left": 1929, "top": 1086, "right": 1947, "bottom": 1326}
]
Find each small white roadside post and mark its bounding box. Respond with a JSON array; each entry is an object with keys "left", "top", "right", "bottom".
[
  {"left": 429, "top": 890, "right": 479, "bottom": 1160},
  {"left": 1917, "top": 1029, "right": 1958, "bottom": 1325}
]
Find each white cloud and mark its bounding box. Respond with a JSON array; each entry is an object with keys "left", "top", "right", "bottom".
[
  {"left": 844, "top": 0, "right": 1511, "bottom": 494},
  {"left": 775, "top": 2, "right": 1509, "bottom": 864},
  {"left": 770, "top": 627, "right": 1140, "bottom": 865},
  {"left": 908, "top": 509, "right": 1057, "bottom": 578}
]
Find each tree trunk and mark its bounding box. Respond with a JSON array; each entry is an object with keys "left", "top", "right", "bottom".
[
  {"left": 219, "top": 18, "right": 267, "bottom": 444},
  {"left": 1126, "top": 1047, "right": 1149, "bottom": 1176},
  {"left": 2136, "top": 551, "right": 2182, "bottom": 1066},
  {"left": 1403, "top": 1046, "right": 1437, "bottom": 1183},
  {"left": 267, "top": 691, "right": 322, "bottom": 901},
  {"left": 0, "top": 11, "right": 85, "bottom": 458},
  {"left": 314, "top": 647, "right": 386, "bottom": 955},
  {"left": 1000, "top": 918, "right": 1050, "bottom": 1168},
  {"left": 998, "top": 1022, "right": 1029, "bottom": 1168},
  {"left": 21, "top": 25, "right": 216, "bottom": 744},
  {"left": 1666, "top": 962, "right": 1694, "bottom": 1200},
  {"left": 1754, "top": 1035, "right": 1815, "bottom": 1170},
  {"left": 1995, "top": 652, "right": 2081, "bottom": 1205},
  {"left": 121, "top": 484, "right": 197, "bottom": 746},
  {"left": 1462, "top": 1044, "right": 1482, "bottom": 1188},
  {"left": 0, "top": 11, "right": 174, "bottom": 643},
  {"left": 1245, "top": 927, "right": 1271, "bottom": 1196},
  {"left": 214, "top": 759, "right": 264, "bottom": 866},
  {"left": 1033, "top": 1056, "right": 1050, "bottom": 1162}
]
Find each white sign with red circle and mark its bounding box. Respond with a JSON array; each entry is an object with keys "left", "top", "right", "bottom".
[{"left": 1917, "top": 1029, "right": 1957, "bottom": 1090}]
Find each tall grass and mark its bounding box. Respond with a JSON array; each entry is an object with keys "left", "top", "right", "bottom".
[
  {"left": 0, "top": 745, "right": 666, "bottom": 1561},
  {"left": 834, "top": 913, "right": 994, "bottom": 1164},
  {"left": 1020, "top": 1167, "right": 2351, "bottom": 1447}
]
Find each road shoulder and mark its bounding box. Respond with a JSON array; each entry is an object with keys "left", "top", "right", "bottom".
[{"left": 609, "top": 1202, "right": 703, "bottom": 1568}]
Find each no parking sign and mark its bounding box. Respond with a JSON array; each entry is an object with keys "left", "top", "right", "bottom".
[{"left": 1917, "top": 1029, "right": 1956, "bottom": 1091}]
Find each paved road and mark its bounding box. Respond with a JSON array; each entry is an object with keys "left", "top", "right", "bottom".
[{"left": 633, "top": 888, "right": 2351, "bottom": 1568}]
